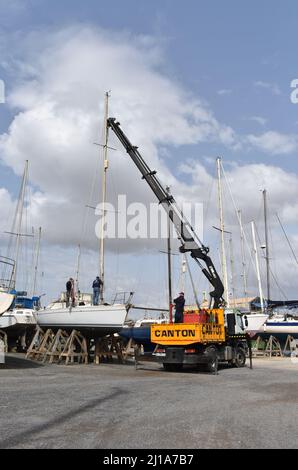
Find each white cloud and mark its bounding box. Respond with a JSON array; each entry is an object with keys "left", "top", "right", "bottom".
[
  {"left": 0, "top": 25, "right": 240, "bottom": 252},
  {"left": 217, "top": 89, "right": 232, "bottom": 96},
  {"left": 246, "top": 131, "right": 298, "bottom": 155},
  {"left": 249, "top": 116, "right": 267, "bottom": 126},
  {"left": 254, "top": 80, "right": 281, "bottom": 96},
  {"left": 2, "top": 25, "right": 298, "bottom": 301}
]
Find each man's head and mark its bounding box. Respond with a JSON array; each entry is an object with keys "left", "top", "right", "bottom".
[
  {"left": 179, "top": 292, "right": 184, "bottom": 297},
  {"left": 96, "top": 276, "right": 100, "bottom": 280}
]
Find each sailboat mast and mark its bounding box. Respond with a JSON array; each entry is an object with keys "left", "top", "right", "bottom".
[
  {"left": 184, "top": 254, "right": 200, "bottom": 309},
  {"left": 32, "top": 227, "right": 41, "bottom": 297},
  {"left": 263, "top": 189, "right": 270, "bottom": 302},
  {"left": 75, "top": 243, "right": 81, "bottom": 296},
  {"left": 99, "top": 92, "right": 110, "bottom": 304},
  {"left": 166, "top": 187, "right": 173, "bottom": 313},
  {"left": 229, "top": 235, "right": 235, "bottom": 302},
  {"left": 216, "top": 158, "right": 229, "bottom": 306},
  {"left": 251, "top": 221, "right": 264, "bottom": 312},
  {"left": 238, "top": 210, "right": 248, "bottom": 298},
  {"left": 13, "top": 160, "right": 29, "bottom": 289},
  {"left": 180, "top": 255, "right": 187, "bottom": 293}
]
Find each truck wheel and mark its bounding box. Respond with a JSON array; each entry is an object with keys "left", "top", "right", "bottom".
[
  {"left": 234, "top": 347, "right": 246, "bottom": 368},
  {"left": 205, "top": 347, "right": 218, "bottom": 374},
  {"left": 163, "top": 363, "right": 183, "bottom": 372}
]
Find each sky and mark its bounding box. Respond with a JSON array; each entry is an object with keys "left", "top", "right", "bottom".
[{"left": 1, "top": 0, "right": 298, "bottom": 309}]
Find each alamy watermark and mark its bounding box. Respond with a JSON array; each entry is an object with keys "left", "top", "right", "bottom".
[
  {"left": 0, "top": 79, "right": 5, "bottom": 104},
  {"left": 290, "top": 79, "right": 298, "bottom": 104},
  {"left": 94, "top": 195, "right": 204, "bottom": 244}
]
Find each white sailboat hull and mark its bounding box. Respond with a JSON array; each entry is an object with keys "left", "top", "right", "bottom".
[
  {"left": 0, "top": 293, "right": 15, "bottom": 316},
  {"left": 0, "top": 314, "right": 17, "bottom": 330},
  {"left": 35, "top": 304, "right": 128, "bottom": 337},
  {"left": 0, "top": 309, "right": 36, "bottom": 345},
  {"left": 260, "top": 319, "right": 298, "bottom": 335},
  {"left": 244, "top": 313, "right": 269, "bottom": 337}
]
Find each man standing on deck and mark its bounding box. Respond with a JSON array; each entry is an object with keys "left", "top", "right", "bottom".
[
  {"left": 174, "top": 292, "right": 185, "bottom": 323},
  {"left": 92, "top": 276, "right": 103, "bottom": 305},
  {"left": 66, "top": 278, "right": 75, "bottom": 307}
]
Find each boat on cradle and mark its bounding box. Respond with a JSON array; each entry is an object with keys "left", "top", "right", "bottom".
[
  {"left": 35, "top": 291, "right": 131, "bottom": 338},
  {"left": 0, "top": 293, "right": 39, "bottom": 350},
  {"left": 258, "top": 313, "right": 298, "bottom": 344},
  {"left": 120, "top": 316, "right": 168, "bottom": 353},
  {"left": 247, "top": 300, "right": 298, "bottom": 343}
]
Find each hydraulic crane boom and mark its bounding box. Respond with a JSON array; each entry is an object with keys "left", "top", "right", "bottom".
[{"left": 107, "top": 118, "right": 225, "bottom": 308}]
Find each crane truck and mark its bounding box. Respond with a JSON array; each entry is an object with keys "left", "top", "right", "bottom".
[{"left": 108, "top": 118, "right": 250, "bottom": 373}]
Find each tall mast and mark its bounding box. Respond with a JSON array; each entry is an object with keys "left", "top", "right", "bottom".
[
  {"left": 216, "top": 158, "right": 229, "bottom": 306},
  {"left": 180, "top": 255, "right": 187, "bottom": 293},
  {"left": 13, "top": 160, "right": 29, "bottom": 289},
  {"left": 99, "top": 92, "right": 110, "bottom": 304},
  {"left": 184, "top": 253, "right": 200, "bottom": 308},
  {"left": 166, "top": 187, "right": 173, "bottom": 313},
  {"left": 238, "top": 210, "right": 248, "bottom": 298},
  {"left": 32, "top": 227, "right": 41, "bottom": 297},
  {"left": 263, "top": 189, "right": 270, "bottom": 302},
  {"left": 75, "top": 243, "right": 81, "bottom": 297},
  {"left": 251, "top": 221, "right": 264, "bottom": 312},
  {"left": 229, "top": 235, "right": 235, "bottom": 302}
]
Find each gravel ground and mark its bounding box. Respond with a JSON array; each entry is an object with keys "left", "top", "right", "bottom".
[{"left": 0, "top": 354, "right": 297, "bottom": 449}]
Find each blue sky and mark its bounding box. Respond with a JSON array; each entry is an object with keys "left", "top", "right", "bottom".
[
  {"left": 1, "top": 0, "right": 298, "bottom": 303},
  {"left": 1, "top": 1, "right": 298, "bottom": 180}
]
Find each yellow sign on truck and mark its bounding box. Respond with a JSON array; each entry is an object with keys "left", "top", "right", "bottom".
[
  {"left": 151, "top": 321, "right": 226, "bottom": 346},
  {"left": 151, "top": 324, "right": 201, "bottom": 346}
]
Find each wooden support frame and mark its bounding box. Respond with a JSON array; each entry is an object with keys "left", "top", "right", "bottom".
[
  {"left": 283, "top": 335, "right": 298, "bottom": 357},
  {"left": 26, "top": 327, "right": 55, "bottom": 361},
  {"left": 94, "top": 334, "right": 124, "bottom": 365},
  {"left": 44, "top": 329, "right": 69, "bottom": 364},
  {"left": 59, "top": 330, "right": 88, "bottom": 365},
  {"left": 264, "top": 335, "right": 282, "bottom": 358}
]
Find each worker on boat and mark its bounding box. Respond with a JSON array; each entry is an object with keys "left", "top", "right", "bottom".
[
  {"left": 66, "top": 278, "right": 75, "bottom": 307},
  {"left": 92, "top": 276, "right": 103, "bottom": 306},
  {"left": 174, "top": 292, "right": 185, "bottom": 323}
]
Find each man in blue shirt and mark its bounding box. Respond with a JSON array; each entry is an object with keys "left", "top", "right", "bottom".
[
  {"left": 92, "top": 277, "right": 103, "bottom": 305},
  {"left": 174, "top": 292, "right": 185, "bottom": 323}
]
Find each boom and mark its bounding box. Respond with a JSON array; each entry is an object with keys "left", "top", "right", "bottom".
[{"left": 108, "top": 118, "right": 225, "bottom": 308}]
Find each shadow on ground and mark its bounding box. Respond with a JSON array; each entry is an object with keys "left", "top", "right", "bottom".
[{"left": 0, "top": 354, "right": 44, "bottom": 370}]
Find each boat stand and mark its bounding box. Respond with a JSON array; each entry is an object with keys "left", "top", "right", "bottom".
[
  {"left": 133, "top": 344, "right": 158, "bottom": 370},
  {"left": 283, "top": 335, "right": 298, "bottom": 357},
  {"left": 0, "top": 330, "right": 8, "bottom": 353},
  {"left": 264, "top": 335, "right": 282, "bottom": 357},
  {"left": 251, "top": 335, "right": 282, "bottom": 358},
  {"left": 26, "top": 327, "right": 55, "bottom": 361},
  {"left": 0, "top": 330, "right": 8, "bottom": 364},
  {"left": 94, "top": 335, "right": 124, "bottom": 364},
  {"left": 26, "top": 328, "right": 88, "bottom": 365},
  {"left": 44, "top": 329, "right": 69, "bottom": 364},
  {"left": 59, "top": 330, "right": 88, "bottom": 365},
  {"left": 251, "top": 336, "right": 266, "bottom": 357}
]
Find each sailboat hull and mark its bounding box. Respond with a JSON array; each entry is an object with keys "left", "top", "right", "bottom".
[
  {"left": 244, "top": 313, "right": 269, "bottom": 338},
  {"left": 35, "top": 304, "right": 128, "bottom": 338}
]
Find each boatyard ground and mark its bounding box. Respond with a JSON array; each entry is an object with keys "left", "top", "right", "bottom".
[{"left": 0, "top": 356, "right": 297, "bottom": 449}]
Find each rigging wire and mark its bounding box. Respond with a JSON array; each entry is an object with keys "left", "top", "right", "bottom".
[
  {"left": 220, "top": 161, "right": 260, "bottom": 281},
  {"left": 255, "top": 223, "right": 287, "bottom": 300},
  {"left": 276, "top": 213, "right": 298, "bottom": 268}
]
